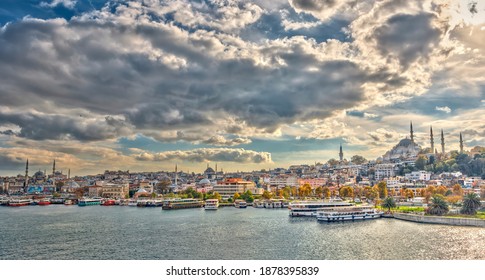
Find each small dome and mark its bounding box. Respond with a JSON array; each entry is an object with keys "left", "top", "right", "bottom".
[
  {"left": 34, "top": 171, "right": 44, "bottom": 177},
  {"left": 199, "top": 178, "right": 211, "bottom": 185},
  {"left": 136, "top": 188, "right": 148, "bottom": 193},
  {"left": 66, "top": 181, "right": 80, "bottom": 188}
]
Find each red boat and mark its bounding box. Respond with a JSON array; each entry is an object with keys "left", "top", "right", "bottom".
[
  {"left": 101, "top": 199, "right": 116, "bottom": 206},
  {"left": 38, "top": 199, "right": 51, "bottom": 206}
]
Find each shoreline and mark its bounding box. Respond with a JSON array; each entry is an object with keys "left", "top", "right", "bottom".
[{"left": 392, "top": 212, "right": 485, "bottom": 227}]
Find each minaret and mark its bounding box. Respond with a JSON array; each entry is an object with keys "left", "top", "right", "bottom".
[
  {"left": 52, "top": 159, "right": 56, "bottom": 175},
  {"left": 68, "top": 169, "right": 70, "bottom": 179},
  {"left": 24, "top": 159, "right": 29, "bottom": 187},
  {"left": 175, "top": 164, "right": 178, "bottom": 186},
  {"left": 430, "top": 126, "right": 434, "bottom": 154},
  {"left": 339, "top": 144, "right": 343, "bottom": 162},
  {"left": 410, "top": 121, "right": 414, "bottom": 143},
  {"left": 441, "top": 129, "right": 445, "bottom": 154},
  {"left": 459, "top": 132, "right": 464, "bottom": 154}
]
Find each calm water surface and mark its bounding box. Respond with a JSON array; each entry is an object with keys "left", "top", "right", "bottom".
[{"left": 1, "top": 205, "right": 484, "bottom": 260}]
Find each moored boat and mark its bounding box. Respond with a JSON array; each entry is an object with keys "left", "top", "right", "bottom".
[
  {"left": 78, "top": 197, "right": 102, "bottom": 206},
  {"left": 101, "top": 199, "right": 116, "bottom": 206},
  {"left": 37, "top": 198, "right": 51, "bottom": 206},
  {"left": 204, "top": 199, "right": 219, "bottom": 210},
  {"left": 288, "top": 201, "right": 353, "bottom": 217},
  {"left": 64, "top": 199, "right": 73, "bottom": 205},
  {"left": 162, "top": 198, "right": 203, "bottom": 210},
  {"left": 316, "top": 206, "right": 383, "bottom": 222},
  {"left": 234, "top": 199, "right": 247, "bottom": 208},
  {"left": 8, "top": 198, "right": 32, "bottom": 207}
]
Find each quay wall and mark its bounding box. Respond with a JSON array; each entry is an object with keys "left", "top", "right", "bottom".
[{"left": 394, "top": 213, "right": 485, "bottom": 227}]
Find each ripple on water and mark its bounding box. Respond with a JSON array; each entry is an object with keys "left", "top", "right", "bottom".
[{"left": 1, "top": 206, "right": 484, "bottom": 259}]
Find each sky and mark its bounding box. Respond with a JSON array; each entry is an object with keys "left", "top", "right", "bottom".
[{"left": 0, "top": 0, "right": 484, "bottom": 176}]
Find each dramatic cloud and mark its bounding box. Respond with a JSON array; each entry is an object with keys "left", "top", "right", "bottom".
[
  {"left": 134, "top": 148, "right": 272, "bottom": 163},
  {"left": 0, "top": 0, "right": 483, "bottom": 174}
]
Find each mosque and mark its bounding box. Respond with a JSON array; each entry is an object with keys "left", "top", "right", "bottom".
[{"left": 381, "top": 122, "right": 465, "bottom": 162}]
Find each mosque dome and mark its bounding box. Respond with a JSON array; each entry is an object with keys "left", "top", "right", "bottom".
[
  {"left": 136, "top": 188, "right": 148, "bottom": 193},
  {"left": 397, "top": 138, "right": 414, "bottom": 147},
  {"left": 199, "top": 178, "right": 211, "bottom": 185},
  {"left": 204, "top": 167, "right": 215, "bottom": 173}
]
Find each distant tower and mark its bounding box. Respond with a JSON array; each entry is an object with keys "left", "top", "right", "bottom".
[
  {"left": 339, "top": 144, "right": 343, "bottom": 162},
  {"left": 459, "top": 132, "right": 464, "bottom": 154},
  {"left": 24, "top": 159, "right": 29, "bottom": 187},
  {"left": 52, "top": 159, "right": 56, "bottom": 192},
  {"left": 410, "top": 121, "right": 414, "bottom": 143},
  {"left": 52, "top": 159, "right": 56, "bottom": 175},
  {"left": 68, "top": 169, "right": 70, "bottom": 179},
  {"left": 175, "top": 164, "right": 178, "bottom": 186},
  {"left": 441, "top": 129, "right": 445, "bottom": 154},
  {"left": 430, "top": 126, "right": 434, "bottom": 153}
]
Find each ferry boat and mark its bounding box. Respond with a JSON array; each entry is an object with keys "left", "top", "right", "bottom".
[
  {"left": 128, "top": 199, "right": 138, "bottom": 207},
  {"left": 37, "top": 198, "right": 51, "bottom": 206},
  {"left": 234, "top": 199, "right": 247, "bottom": 208},
  {"left": 0, "top": 196, "right": 9, "bottom": 206},
  {"left": 252, "top": 200, "right": 265, "bottom": 208},
  {"left": 64, "top": 199, "right": 73, "bottom": 205},
  {"left": 145, "top": 199, "right": 163, "bottom": 207},
  {"left": 288, "top": 201, "right": 353, "bottom": 217},
  {"left": 162, "top": 198, "right": 203, "bottom": 210},
  {"left": 264, "top": 200, "right": 282, "bottom": 208},
  {"left": 316, "top": 206, "right": 383, "bottom": 222},
  {"left": 78, "top": 197, "right": 102, "bottom": 206},
  {"left": 8, "top": 198, "right": 32, "bottom": 207},
  {"left": 50, "top": 197, "right": 65, "bottom": 204},
  {"left": 101, "top": 199, "right": 116, "bottom": 206},
  {"left": 204, "top": 199, "right": 219, "bottom": 210}
]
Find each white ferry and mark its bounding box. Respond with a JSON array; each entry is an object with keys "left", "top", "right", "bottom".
[
  {"left": 234, "top": 199, "right": 247, "bottom": 208},
  {"left": 78, "top": 197, "right": 103, "bottom": 206},
  {"left": 162, "top": 198, "right": 203, "bottom": 210},
  {"left": 288, "top": 201, "right": 353, "bottom": 217},
  {"left": 8, "top": 198, "right": 32, "bottom": 207},
  {"left": 128, "top": 199, "right": 138, "bottom": 207},
  {"left": 264, "top": 200, "right": 282, "bottom": 208},
  {"left": 316, "top": 206, "right": 383, "bottom": 222},
  {"left": 204, "top": 199, "right": 219, "bottom": 210}
]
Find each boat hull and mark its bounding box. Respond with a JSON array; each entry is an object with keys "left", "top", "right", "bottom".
[{"left": 317, "top": 213, "right": 383, "bottom": 222}]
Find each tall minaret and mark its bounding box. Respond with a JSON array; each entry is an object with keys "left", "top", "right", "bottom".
[
  {"left": 441, "top": 129, "right": 445, "bottom": 154},
  {"left": 52, "top": 159, "right": 56, "bottom": 175},
  {"left": 68, "top": 169, "right": 70, "bottom": 179},
  {"left": 430, "top": 126, "right": 434, "bottom": 153},
  {"left": 175, "top": 164, "right": 178, "bottom": 186},
  {"left": 410, "top": 121, "right": 414, "bottom": 143},
  {"left": 459, "top": 132, "right": 464, "bottom": 154},
  {"left": 339, "top": 144, "right": 343, "bottom": 162},
  {"left": 24, "top": 159, "right": 29, "bottom": 187}
]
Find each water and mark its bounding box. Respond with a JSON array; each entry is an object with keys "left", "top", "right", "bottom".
[{"left": 1, "top": 205, "right": 484, "bottom": 260}]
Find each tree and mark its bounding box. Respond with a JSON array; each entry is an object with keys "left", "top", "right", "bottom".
[
  {"left": 315, "top": 186, "right": 323, "bottom": 198},
  {"left": 298, "top": 184, "right": 312, "bottom": 197},
  {"left": 427, "top": 195, "right": 449, "bottom": 216},
  {"left": 481, "top": 186, "right": 485, "bottom": 199},
  {"left": 452, "top": 184, "right": 463, "bottom": 196},
  {"left": 327, "top": 158, "right": 339, "bottom": 167},
  {"left": 262, "top": 190, "right": 272, "bottom": 200},
  {"left": 377, "top": 181, "right": 388, "bottom": 198},
  {"left": 339, "top": 186, "right": 353, "bottom": 199},
  {"left": 155, "top": 178, "right": 172, "bottom": 194},
  {"left": 211, "top": 192, "right": 222, "bottom": 201},
  {"left": 461, "top": 193, "right": 481, "bottom": 215},
  {"left": 351, "top": 155, "right": 367, "bottom": 165},
  {"left": 436, "top": 186, "right": 447, "bottom": 196},
  {"left": 446, "top": 195, "right": 461, "bottom": 206},
  {"left": 405, "top": 189, "right": 414, "bottom": 200},
  {"left": 381, "top": 197, "right": 396, "bottom": 212},
  {"left": 322, "top": 187, "right": 331, "bottom": 199},
  {"left": 415, "top": 155, "right": 427, "bottom": 170},
  {"left": 233, "top": 193, "right": 240, "bottom": 200}
]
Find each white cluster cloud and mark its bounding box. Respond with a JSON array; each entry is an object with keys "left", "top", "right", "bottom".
[
  {"left": 134, "top": 148, "right": 272, "bottom": 163},
  {"left": 0, "top": 0, "right": 484, "bottom": 173}
]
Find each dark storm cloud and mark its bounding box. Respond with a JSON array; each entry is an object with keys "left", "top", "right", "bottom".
[
  {"left": 373, "top": 13, "right": 442, "bottom": 68},
  {"left": 290, "top": 0, "right": 337, "bottom": 12},
  {"left": 0, "top": 110, "right": 131, "bottom": 141}
]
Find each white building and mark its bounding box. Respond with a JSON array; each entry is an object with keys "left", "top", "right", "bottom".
[
  {"left": 375, "top": 164, "right": 396, "bottom": 180},
  {"left": 405, "top": 171, "right": 432, "bottom": 181}
]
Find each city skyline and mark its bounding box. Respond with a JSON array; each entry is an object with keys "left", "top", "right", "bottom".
[{"left": 1, "top": 0, "right": 484, "bottom": 175}]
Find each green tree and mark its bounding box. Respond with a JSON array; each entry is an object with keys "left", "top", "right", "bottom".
[
  {"left": 461, "top": 193, "right": 481, "bottom": 215},
  {"left": 377, "top": 181, "right": 388, "bottom": 198},
  {"left": 415, "top": 155, "right": 427, "bottom": 170},
  {"left": 381, "top": 197, "right": 396, "bottom": 212},
  {"left": 327, "top": 158, "right": 339, "bottom": 167},
  {"left": 241, "top": 190, "right": 254, "bottom": 203},
  {"left": 427, "top": 195, "right": 449, "bottom": 216},
  {"left": 350, "top": 155, "right": 367, "bottom": 165}
]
